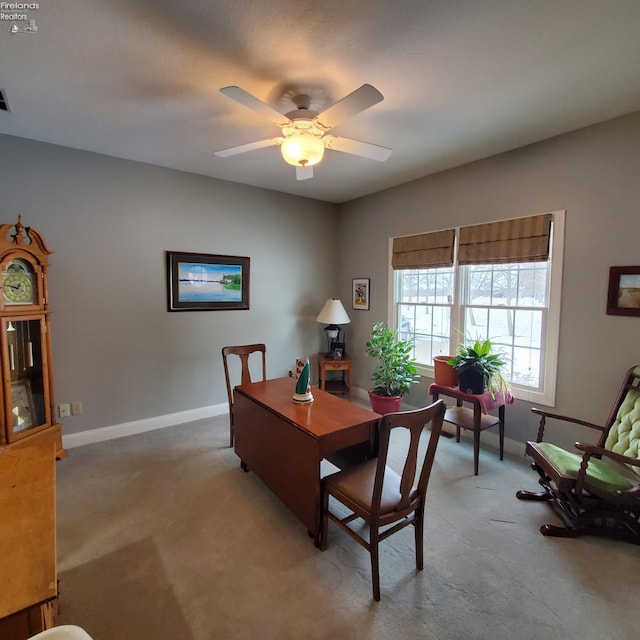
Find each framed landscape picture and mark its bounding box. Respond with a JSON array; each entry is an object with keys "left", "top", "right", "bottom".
[
  {"left": 352, "top": 278, "right": 370, "bottom": 310},
  {"left": 607, "top": 266, "right": 640, "bottom": 316},
  {"left": 167, "top": 251, "right": 250, "bottom": 311}
]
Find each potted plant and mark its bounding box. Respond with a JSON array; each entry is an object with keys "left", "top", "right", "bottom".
[
  {"left": 448, "top": 338, "right": 510, "bottom": 396},
  {"left": 365, "top": 321, "right": 420, "bottom": 413}
]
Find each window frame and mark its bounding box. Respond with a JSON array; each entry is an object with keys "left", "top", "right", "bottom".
[{"left": 390, "top": 210, "right": 565, "bottom": 407}]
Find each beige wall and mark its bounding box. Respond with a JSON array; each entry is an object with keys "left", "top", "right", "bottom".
[
  {"left": 0, "top": 134, "right": 338, "bottom": 435},
  {"left": 337, "top": 112, "right": 640, "bottom": 448},
  {"left": 1, "top": 111, "right": 639, "bottom": 448}
]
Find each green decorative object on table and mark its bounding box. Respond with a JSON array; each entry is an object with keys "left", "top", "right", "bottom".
[{"left": 293, "top": 356, "right": 314, "bottom": 403}]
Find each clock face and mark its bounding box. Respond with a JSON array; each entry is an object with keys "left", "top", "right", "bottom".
[{"left": 3, "top": 258, "right": 37, "bottom": 305}]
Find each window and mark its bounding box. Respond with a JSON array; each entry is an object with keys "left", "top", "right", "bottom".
[{"left": 392, "top": 211, "right": 564, "bottom": 406}]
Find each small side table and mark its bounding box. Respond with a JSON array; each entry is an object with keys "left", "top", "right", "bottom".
[
  {"left": 318, "top": 352, "right": 352, "bottom": 401},
  {"left": 429, "top": 383, "right": 513, "bottom": 475}
]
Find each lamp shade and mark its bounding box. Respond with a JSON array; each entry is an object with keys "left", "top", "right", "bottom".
[{"left": 316, "top": 299, "right": 351, "bottom": 325}]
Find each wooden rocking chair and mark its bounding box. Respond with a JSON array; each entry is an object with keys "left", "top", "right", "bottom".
[{"left": 517, "top": 365, "right": 640, "bottom": 544}]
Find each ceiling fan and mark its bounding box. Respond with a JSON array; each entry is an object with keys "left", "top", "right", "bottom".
[{"left": 214, "top": 84, "right": 392, "bottom": 180}]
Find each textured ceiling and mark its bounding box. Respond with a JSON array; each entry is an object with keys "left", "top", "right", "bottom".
[{"left": 1, "top": 1, "right": 640, "bottom": 203}]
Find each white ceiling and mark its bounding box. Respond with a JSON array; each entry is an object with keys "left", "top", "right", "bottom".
[{"left": 1, "top": 1, "right": 640, "bottom": 204}]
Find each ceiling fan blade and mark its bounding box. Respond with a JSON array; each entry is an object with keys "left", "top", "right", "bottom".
[
  {"left": 220, "top": 86, "right": 288, "bottom": 126},
  {"left": 326, "top": 136, "right": 392, "bottom": 162},
  {"left": 296, "top": 166, "right": 314, "bottom": 181},
  {"left": 315, "top": 84, "right": 384, "bottom": 130},
  {"left": 214, "top": 138, "right": 279, "bottom": 158}
]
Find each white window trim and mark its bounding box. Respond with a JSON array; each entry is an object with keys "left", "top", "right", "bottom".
[{"left": 388, "top": 210, "right": 565, "bottom": 407}]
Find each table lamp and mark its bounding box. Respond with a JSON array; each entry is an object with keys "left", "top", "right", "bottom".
[{"left": 316, "top": 298, "right": 351, "bottom": 356}]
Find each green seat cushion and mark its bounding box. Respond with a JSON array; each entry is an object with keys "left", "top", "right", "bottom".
[{"left": 536, "top": 442, "right": 637, "bottom": 493}]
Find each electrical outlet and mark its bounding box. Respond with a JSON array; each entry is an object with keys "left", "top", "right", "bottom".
[
  {"left": 58, "top": 403, "right": 71, "bottom": 418},
  {"left": 71, "top": 401, "right": 83, "bottom": 415}
]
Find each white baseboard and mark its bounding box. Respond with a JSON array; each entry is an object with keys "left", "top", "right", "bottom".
[{"left": 62, "top": 403, "right": 229, "bottom": 449}]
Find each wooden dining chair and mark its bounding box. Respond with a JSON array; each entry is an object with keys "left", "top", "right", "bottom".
[
  {"left": 318, "top": 400, "right": 446, "bottom": 600},
  {"left": 222, "top": 344, "right": 266, "bottom": 447}
]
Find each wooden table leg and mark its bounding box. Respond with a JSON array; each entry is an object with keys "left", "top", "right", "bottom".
[
  {"left": 498, "top": 404, "right": 505, "bottom": 460},
  {"left": 473, "top": 402, "right": 481, "bottom": 476}
]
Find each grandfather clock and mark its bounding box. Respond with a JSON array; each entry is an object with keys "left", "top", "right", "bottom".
[
  {"left": 0, "top": 215, "right": 63, "bottom": 456},
  {"left": 0, "top": 216, "right": 61, "bottom": 637}
]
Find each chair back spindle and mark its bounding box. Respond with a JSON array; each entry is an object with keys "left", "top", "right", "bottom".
[{"left": 222, "top": 344, "right": 267, "bottom": 447}]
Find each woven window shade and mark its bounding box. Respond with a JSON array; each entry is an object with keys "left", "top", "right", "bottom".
[
  {"left": 392, "top": 229, "right": 455, "bottom": 270},
  {"left": 458, "top": 213, "right": 552, "bottom": 265}
]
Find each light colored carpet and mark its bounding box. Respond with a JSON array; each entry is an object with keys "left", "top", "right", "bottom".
[{"left": 56, "top": 414, "right": 640, "bottom": 640}]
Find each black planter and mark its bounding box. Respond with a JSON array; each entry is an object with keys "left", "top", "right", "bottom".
[{"left": 458, "top": 366, "right": 486, "bottom": 394}]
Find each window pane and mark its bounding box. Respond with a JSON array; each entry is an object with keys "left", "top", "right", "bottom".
[
  {"left": 512, "top": 345, "right": 541, "bottom": 387},
  {"left": 524, "top": 262, "right": 548, "bottom": 306},
  {"left": 432, "top": 268, "right": 454, "bottom": 304},
  {"left": 465, "top": 307, "right": 488, "bottom": 338},
  {"left": 467, "top": 266, "right": 493, "bottom": 304},
  {"left": 397, "top": 302, "right": 451, "bottom": 365},
  {"left": 398, "top": 271, "right": 418, "bottom": 301},
  {"left": 398, "top": 304, "right": 416, "bottom": 342},
  {"left": 487, "top": 308, "right": 511, "bottom": 345},
  {"left": 513, "top": 309, "right": 542, "bottom": 349}
]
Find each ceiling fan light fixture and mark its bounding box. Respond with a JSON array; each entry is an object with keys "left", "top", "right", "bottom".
[
  {"left": 216, "top": 84, "right": 390, "bottom": 178},
  {"left": 280, "top": 132, "right": 325, "bottom": 167}
]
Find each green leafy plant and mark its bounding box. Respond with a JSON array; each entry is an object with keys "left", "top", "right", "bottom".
[
  {"left": 448, "top": 338, "right": 510, "bottom": 396},
  {"left": 365, "top": 322, "right": 420, "bottom": 397}
]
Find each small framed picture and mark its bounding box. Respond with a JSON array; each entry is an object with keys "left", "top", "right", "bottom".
[
  {"left": 607, "top": 266, "right": 640, "bottom": 316},
  {"left": 352, "top": 278, "right": 370, "bottom": 310},
  {"left": 333, "top": 347, "right": 343, "bottom": 360}
]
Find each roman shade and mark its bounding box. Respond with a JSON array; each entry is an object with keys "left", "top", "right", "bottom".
[
  {"left": 458, "top": 213, "right": 552, "bottom": 265},
  {"left": 392, "top": 229, "right": 455, "bottom": 270}
]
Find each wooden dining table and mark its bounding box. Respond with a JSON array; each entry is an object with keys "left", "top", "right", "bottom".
[{"left": 233, "top": 376, "right": 381, "bottom": 543}]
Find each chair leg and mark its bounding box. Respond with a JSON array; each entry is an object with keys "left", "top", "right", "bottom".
[
  {"left": 498, "top": 405, "right": 505, "bottom": 460},
  {"left": 319, "top": 487, "right": 329, "bottom": 551},
  {"left": 370, "top": 529, "right": 381, "bottom": 601},
  {"left": 473, "top": 428, "right": 480, "bottom": 476},
  {"left": 414, "top": 511, "right": 424, "bottom": 571}
]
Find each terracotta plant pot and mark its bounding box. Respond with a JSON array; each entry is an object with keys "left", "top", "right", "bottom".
[
  {"left": 433, "top": 355, "right": 459, "bottom": 387},
  {"left": 368, "top": 390, "right": 403, "bottom": 415}
]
